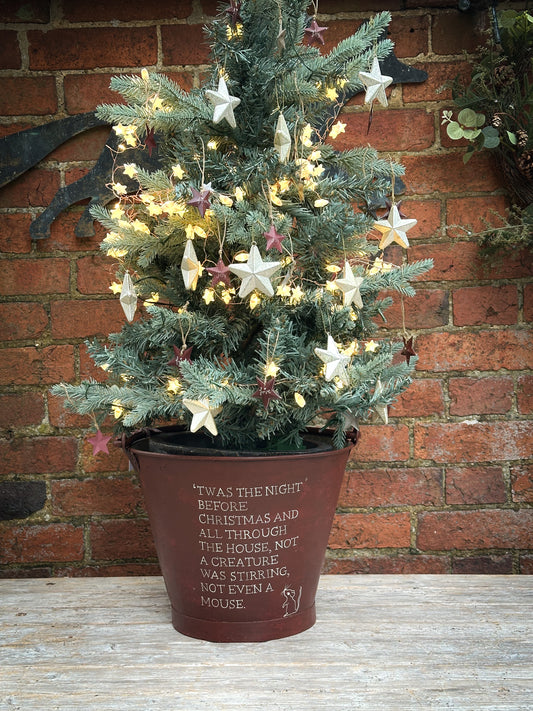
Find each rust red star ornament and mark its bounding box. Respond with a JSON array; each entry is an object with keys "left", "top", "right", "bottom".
[
  {"left": 253, "top": 377, "right": 282, "bottom": 409},
  {"left": 401, "top": 335, "right": 417, "bottom": 365},
  {"left": 168, "top": 345, "right": 193, "bottom": 368},
  {"left": 88, "top": 429, "right": 112, "bottom": 455}
]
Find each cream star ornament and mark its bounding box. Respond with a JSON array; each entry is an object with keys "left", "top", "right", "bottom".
[
  {"left": 373, "top": 204, "right": 417, "bottom": 249},
  {"left": 358, "top": 57, "right": 392, "bottom": 107},
  {"left": 373, "top": 380, "right": 389, "bottom": 424},
  {"left": 274, "top": 112, "right": 291, "bottom": 163},
  {"left": 120, "top": 271, "right": 137, "bottom": 322},
  {"left": 335, "top": 260, "right": 364, "bottom": 308},
  {"left": 181, "top": 239, "right": 202, "bottom": 290},
  {"left": 314, "top": 334, "right": 350, "bottom": 387},
  {"left": 228, "top": 244, "right": 281, "bottom": 298},
  {"left": 183, "top": 398, "right": 222, "bottom": 436},
  {"left": 205, "top": 76, "right": 241, "bottom": 129}
]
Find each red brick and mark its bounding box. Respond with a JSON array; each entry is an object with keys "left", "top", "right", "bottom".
[
  {"left": 0, "top": 345, "right": 75, "bottom": 385},
  {"left": 64, "top": 73, "right": 124, "bottom": 115},
  {"left": 63, "top": 563, "right": 161, "bottom": 576},
  {"left": 449, "top": 376, "right": 513, "bottom": 416},
  {"left": 520, "top": 555, "right": 533, "bottom": 574},
  {"left": 51, "top": 477, "right": 143, "bottom": 516},
  {"left": 517, "top": 375, "right": 533, "bottom": 415},
  {"left": 339, "top": 466, "right": 443, "bottom": 507},
  {"left": 0, "top": 0, "right": 50, "bottom": 22},
  {"left": 0, "top": 392, "right": 45, "bottom": 428},
  {"left": 334, "top": 109, "right": 434, "bottom": 152},
  {"left": 415, "top": 329, "right": 533, "bottom": 372},
  {"left": 390, "top": 378, "right": 445, "bottom": 417},
  {"left": 524, "top": 283, "right": 533, "bottom": 322},
  {"left": 402, "top": 199, "right": 441, "bottom": 239},
  {"left": 319, "top": 19, "right": 362, "bottom": 54},
  {"left": 0, "top": 523, "right": 84, "bottom": 564},
  {"left": 320, "top": 0, "right": 402, "bottom": 10},
  {"left": 90, "top": 518, "right": 157, "bottom": 560},
  {"left": 79, "top": 342, "right": 112, "bottom": 381},
  {"left": 352, "top": 424, "right": 410, "bottom": 462},
  {"left": 389, "top": 14, "right": 429, "bottom": 58},
  {"left": 453, "top": 284, "right": 518, "bottom": 326},
  {"left": 0, "top": 31, "right": 20, "bottom": 69},
  {"left": 61, "top": 0, "right": 192, "bottom": 21},
  {"left": 432, "top": 10, "right": 489, "bottom": 55},
  {"left": 0, "top": 302, "right": 48, "bottom": 341},
  {"left": 161, "top": 24, "right": 210, "bottom": 65},
  {"left": 0, "top": 436, "right": 78, "bottom": 475},
  {"left": 48, "top": 126, "right": 110, "bottom": 163},
  {"left": 402, "top": 153, "right": 501, "bottom": 195},
  {"left": 81, "top": 435, "right": 130, "bottom": 474},
  {"left": 403, "top": 60, "right": 471, "bottom": 103},
  {"left": 511, "top": 462, "right": 533, "bottom": 504},
  {"left": 36, "top": 211, "right": 106, "bottom": 254},
  {"left": 446, "top": 465, "right": 506, "bottom": 505},
  {"left": 0, "top": 77, "right": 57, "bottom": 116},
  {"left": 379, "top": 288, "right": 449, "bottom": 329},
  {"left": 0, "top": 169, "right": 60, "bottom": 208},
  {"left": 48, "top": 393, "right": 93, "bottom": 430},
  {"left": 50, "top": 299, "right": 125, "bottom": 339},
  {"left": 323, "top": 555, "right": 448, "bottom": 574},
  {"left": 0, "top": 213, "right": 32, "bottom": 254},
  {"left": 76, "top": 254, "right": 118, "bottom": 295},
  {"left": 451, "top": 555, "right": 512, "bottom": 574},
  {"left": 329, "top": 511, "right": 411, "bottom": 549},
  {"left": 0, "top": 257, "right": 70, "bottom": 296},
  {"left": 417, "top": 509, "right": 533, "bottom": 550},
  {"left": 28, "top": 27, "right": 157, "bottom": 70},
  {"left": 414, "top": 421, "right": 532, "bottom": 464},
  {"left": 410, "top": 241, "right": 533, "bottom": 283},
  {"left": 446, "top": 195, "right": 509, "bottom": 239}
]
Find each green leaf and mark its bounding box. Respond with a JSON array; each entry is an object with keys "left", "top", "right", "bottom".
[
  {"left": 482, "top": 126, "right": 500, "bottom": 149},
  {"left": 446, "top": 121, "right": 465, "bottom": 140},
  {"left": 507, "top": 131, "right": 517, "bottom": 145},
  {"left": 458, "top": 108, "right": 480, "bottom": 128},
  {"left": 463, "top": 149, "right": 474, "bottom": 164}
]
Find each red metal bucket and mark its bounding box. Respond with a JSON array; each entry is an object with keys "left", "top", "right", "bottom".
[{"left": 126, "top": 428, "right": 353, "bottom": 642}]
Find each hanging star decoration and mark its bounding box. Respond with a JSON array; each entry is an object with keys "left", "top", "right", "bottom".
[
  {"left": 358, "top": 57, "right": 393, "bottom": 107},
  {"left": 181, "top": 240, "right": 203, "bottom": 290},
  {"left": 187, "top": 183, "right": 212, "bottom": 217},
  {"left": 401, "top": 335, "right": 417, "bottom": 365},
  {"left": 144, "top": 126, "right": 157, "bottom": 156},
  {"left": 274, "top": 112, "right": 291, "bottom": 163},
  {"left": 205, "top": 76, "right": 241, "bottom": 129},
  {"left": 373, "top": 380, "right": 389, "bottom": 424},
  {"left": 87, "top": 429, "right": 112, "bottom": 455},
  {"left": 277, "top": 23, "right": 286, "bottom": 52},
  {"left": 225, "top": 0, "right": 242, "bottom": 26},
  {"left": 304, "top": 18, "right": 328, "bottom": 45},
  {"left": 207, "top": 258, "right": 232, "bottom": 287},
  {"left": 253, "top": 377, "right": 282, "bottom": 409},
  {"left": 167, "top": 344, "right": 193, "bottom": 368},
  {"left": 120, "top": 271, "right": 137, "bottom": 322},
  {"left": 263, "top": 223, "right": 286, "bottom": 253},
  {"left": 335, "top": 260, "right": 364, "bottom": 309},
  {"left": 183, "top": 398, "right": 222, "bottom": 436},
  {"left": 314, "top": 334, "right": 350, "bottom": 386},
  {"left": 229, "top": 244, "right": 281, "bottom": 298},
  {"left": 373, "top": 204, "right": 417, "bottom": 249}
]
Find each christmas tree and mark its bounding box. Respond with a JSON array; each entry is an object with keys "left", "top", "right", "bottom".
[{"left": 53, "top": 1, "right": 432, "bottom": 452}]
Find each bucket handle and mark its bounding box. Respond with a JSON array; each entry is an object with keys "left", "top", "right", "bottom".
[{"left": 115, "top": 427, "right": 161, "bottom": 473}]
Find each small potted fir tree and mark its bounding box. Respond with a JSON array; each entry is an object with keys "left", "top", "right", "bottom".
[{"left": 53, "top": 1, "right": 431, "bottom": 642}]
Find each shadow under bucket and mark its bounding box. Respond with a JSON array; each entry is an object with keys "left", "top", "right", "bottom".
[{"left": 125, "top": 427, "right": 353, "bottom": 642}]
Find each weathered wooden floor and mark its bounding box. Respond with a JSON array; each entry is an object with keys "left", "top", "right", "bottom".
[{"left": 1, "top": 575, "right": 531, "bottom": 710}]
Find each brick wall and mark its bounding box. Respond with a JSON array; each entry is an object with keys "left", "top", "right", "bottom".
[{"left": 0, "top": 0, "right": 531, "bottom": 577}]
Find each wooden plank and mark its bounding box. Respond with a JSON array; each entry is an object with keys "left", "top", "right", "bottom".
[{"left": 1, "top": 575, "right": 532, "bottom": 710}]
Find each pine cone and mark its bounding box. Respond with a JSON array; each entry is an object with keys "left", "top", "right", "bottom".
[
  {"left": 493, "top": 63, "right": 515, "bottom": 85},
  {"left": 517, "top": 151, "right": 533, "bottom": 180},
  {"left": 491, "top": 114, "right": 503, "bottom": 129},
  {"left": 516, "top": 130, "right": 528, "bottom": 149}
]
